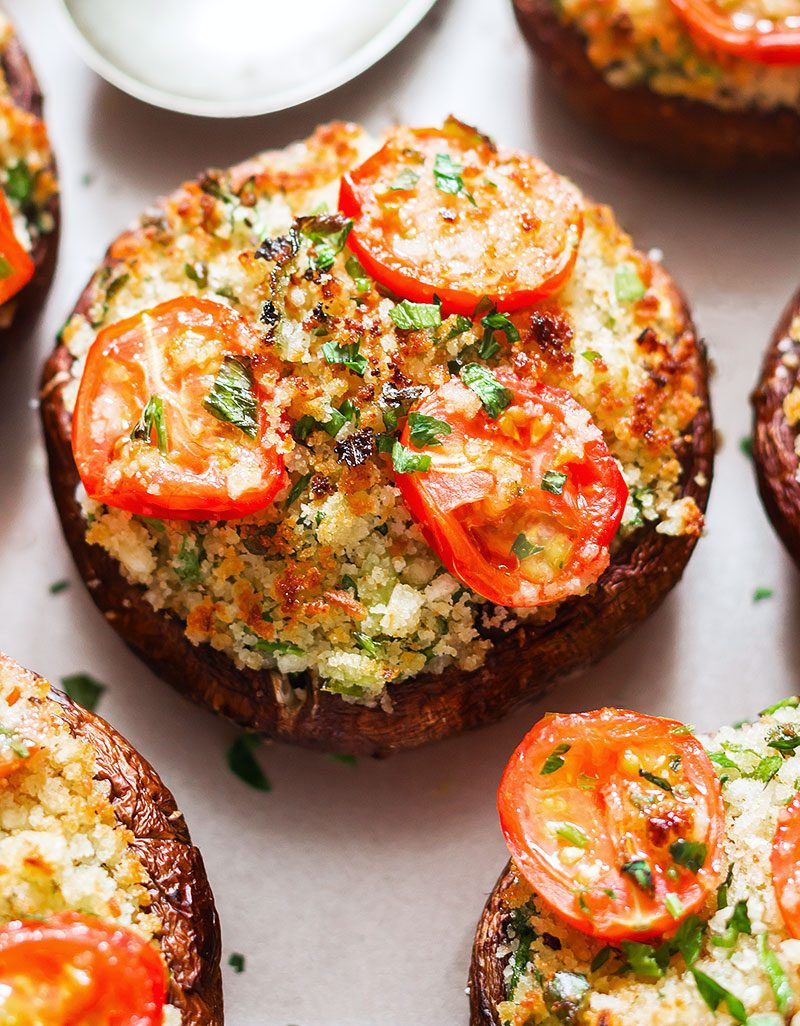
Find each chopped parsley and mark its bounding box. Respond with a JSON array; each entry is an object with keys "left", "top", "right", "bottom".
[
  {"left": 292, "top": 415, "right": 319, "bottom": 443},
  {"left": 175, "top": 537, "right": 204, "bottom": 583},
  {"left": 5, "top": 159, "right": 34, "bottom": 205},
  {"left": 479, "top": 309, "right": 519, "bottom": 359},
  {"left": 639, "top": 768, "right": 672, "bottom": 792},
  {"left": 665, "top": 893, "right": 684, "bottom": 919},
  {"left": 712, "top": 899, "right": 751, "bottom": 949},
  {"left": 614, "top": 263, "right": 646, "bottom": 304},
  {"left": 753, "top": 587, "right": 773, "bottom": 602},
  {"left": 511, "top": 532, "right": 543, "bottom": 560},
  {"left": 767, "top": 726, "right": 800, "bottom": 752},
  {"left": 691, "top": 968, "right": 746, "bottom": 1022},
  {"left": 433, "top": 152, "right": 475, "bottom": 204},
  {"left": 445, "top": 314, "right": 474, "bottom": 341},
  {"left": 390, "top": 299, "right": 442, "bottom": 331},
  {"left": 345, "top": 255, "right": 370, "bottom": 293},
  {"left": 740, "top": 435, "right": 754, "bottom": 459},
  {"left": 391, "top": 441, "right": 431, "bottom": 474},
  {"left": 296, "top": 213, "right": 353, "bottom": 271},
  {"left": 556, "top": 823, "right": 588, "bottom": 848},
  {"left": 590, "top": 946, "right": 612, "bottom": 972},
  {"left": 670, "top": 838, "right": 707, "bottom": 873},
  {"left": 543, "top": 971, "right": 590, "bottom": 1023},
  {"left": 228, "top": 952, "right": 246, "bottom": 974},
  {"left": 460, "top": 363, "right": 513, "bottom": 419},
  {"left": 389, "top": 168, "right": 420, "bottom": 191},
  {"left": 131, "top": 395, "right": 168, "bottom": 452},
  {"left": 541, "top": 470, "right": 568, "bottom": 495},
  {"left": 285, "top": 472, "right": 312, "bottom": 508},
  {"left": 203, "top": 358, "right": 258, "bottom": 437},
  {"left": 507, "top": 901, "right": 538, "bottom": 999},
  {"left": 408, "top": 412, "right": 451, "bottom": 447},
  {"left": 60, "top": 673, "right": 106, "bottom": 712},
  {"left": 758, "top": 933, "right": 793, "bottom": 1014},
  {"left": 752, "top": 753, "right": 783, "bottom": 783},
  {"left": 621, "top": 940, "right": 663, "bottom": 979},
  {"left": 621, "top": 859, "right": 653, "bottom": 894},
  {"left": 253, "top": 639, "right": 304, "bottom": 657},
  {"left": 540, "top": 743, "right": 570, "bottom": 775},
  {"left": 353, "top": 632, "right": 380, "bottom": 657},
  {"left": 582, "top": 350, "right": 601, "bottom": 362},
  {"left": 49, "top": 579, "right": 69, "bottom": 595},
  {"left": 227, "top": 734, "right": 271, "bottom": 792},
  {"left": 184, "top": 261, "right": 208, "bottom": 289},
  {"left": 761, "top": 696, "right": 799, "bottom": 716},
  {"left": 321, "top": 339, "right": 368, "bottom": 376}
]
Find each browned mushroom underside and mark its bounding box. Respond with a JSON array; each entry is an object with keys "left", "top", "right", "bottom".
[
  {"left": 469, "top": 861, "right": 518, "bottom": 1026},
  {"left": 40, "top": 160, "right": 713, "bottom": 757},
  {"left": 0, "top": 24, "right": 58, "bottom": 338},
  {"left": 50, "top": 683, "right": 223, "bottom": 1024},
  {"left": 752, "top": 289, "right": 800, "bottom": 565},
  {"left": 512, "top": 0, "right": 800, "bottom": 169}
]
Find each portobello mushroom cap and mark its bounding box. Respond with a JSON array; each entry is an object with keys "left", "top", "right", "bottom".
[
  {"left": 469, "top": 861, "right": 518, "bottom": 1026},
  {"left": 512, "top": 0, "right": 800, "bottom": 169},
  {"left": 752, "top": 289, "right": 800, "bottom": 565},
  {"left": 0, "top": 655, "right": 224, "bottom": 1024},
  {"left": 0, "top": 19, "right": 59, "bottom": 340},
  {"left": 40, "top": 147, "right": 712, "bottom": 758}
]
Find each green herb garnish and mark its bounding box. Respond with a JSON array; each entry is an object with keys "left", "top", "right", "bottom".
[
  {"left": 228, "top": 952, "right": 246, "bottom": 973},
  {"left": 511, "top": 533, "right": 543, "bottom": 560},
  {"left": 614, "top": 264, "right": 646, "bottom": 303},
  {"left": 621, "top": 859, "right": 654, "bottom": 894},
  {"left": 390, "top": 299, "right": 442, "bottom": 331},
  {"left": 353, "top": 632, "right": 380, "bottom": 657},
  {"left": 184, "top": 261, "right": 208, "bottom": 289},
  {"left": 321, "top": 339, "right": 368, "bottom": 376},
  {"left": 541, "top": 470, "right": 568, "bottom": 495},
  {"left": 460, "top": 363, "right": 513, "bottom": 419},
  {"left": 543, "top": 971, "right": 590, "bottom": 1023},
  {"left": 389, "top": 168, "right": 420, "bottom": 191},
  {"left": 408, "top": 411, "right": 451, "bottom": 447},
  {"left": 60, "top": 673, "right": 106, "bottom": 712},
  {"left": 227, "top": 733, "right": 271, "bottom": 792},
  {"left": 541, "top": 743, "right": 570, "bottom": 775},
  {"left": 297, "top": 213, "right": 353, "bottom": 271},
  {"left": 691, "top": 969, "right": 746, "bottom": 1022},
  {"left": 5, "top": 160, "right": 34, "bottom": 205},
  {"left": 761, "top": 696, "right": 800, "bottom": 716},
  {"left": 285, "top": 472, "right": 312, "bottom": 508},
  {"left": 49, "top": 579, "right": 69, "bottom": 595},
  {"left": 670, "top": 838, "right": 707, "bottom": 873},
  {"left": 391, "top": 441, "right": 431, "bottom": 474},
  {"left": 479, "top": 309, "right": 519, "bottom": 358},
  {"left": 433, "top": 152, "right": 475, "bottom": 204},
  {"left": 131, "top": 395, "right": 168, "bottom": 452},
  {"left": 345, "top": 255, "right": 370, "bottom": 293},
  {"left": 203, "top": 357, "right": 258, "bottom": 437},
  {"left": 639, "top": 768, "right": 672, "bottom": 792}
]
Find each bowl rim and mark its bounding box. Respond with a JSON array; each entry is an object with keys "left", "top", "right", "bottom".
[{"left": 59, "top": 0, "right": 440, "bottom": 117}]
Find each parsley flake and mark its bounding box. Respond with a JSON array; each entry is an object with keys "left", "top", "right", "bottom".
[
  {"left": 460, "top": 363, "right": 513, "bottom": 419},
  {"left": 131, "top": 395, "right": 168, "bottom": 452},
  {"left": 321, "top": 339, "right": 368, "bottom": 376},
  {"left": 203, "top": 358, "right": 258, "bottom": 437},
  {"left": 433, "top": 152, "right": 475, "bottom": 204},
  {"left": 670, "top": 838, "right": 707, "bottom": 873},
  {"left": 391, "top": 441, "right": 431, "bottom": 474},
  {"left": 540, "top": 743, "right": 570, "bottom": 775},
  {"left": 60, "top": 673, "right": 106, "bottom": 712},
  {"left": 227, "top": 734, "right": 271, "bottom": 792},
  {"left": 621, "top": 859, "right": 654, "bottom": 894},
  {"left": 390, "top": 299, "right": 442, "bottom": 331},
  {"left": 511, "top": 533, "right": 544, "bottom": 560},
  {"left": 408, "top": 412, "right": 451, "bottom": 447},
  {"left": 541, "top": 470, "right": 568, "bottom": 495}
]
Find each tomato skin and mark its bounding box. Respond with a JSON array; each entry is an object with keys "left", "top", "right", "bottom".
[
  {"left": 498, "top": 709, "right": 725, "bottom": 942},
  {"left": 396, "top": 373, "right": 628, "bottom": 608},
  {"left": 669, "top": 0, "right": 800, "bottom": 64},
  {"left": 771, "top": 792, "right": 800, "bottom": 936},
  {"left": 339, "top": 122, "right": 583, "bottom": 315},
  {"left": 72, "top": 297, "right": 285, "bottom": 521},
  {"left": 0, "top": 189, "right": 34, "bottom": 306},
  {"left": 0, "top": 912, "right": 167, "bottom": 1026}
]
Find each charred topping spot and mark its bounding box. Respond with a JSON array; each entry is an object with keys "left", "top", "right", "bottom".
[
  {"left": 380, "top": 379, "right": 426, "bottom": 409},
  {"left": 310, "top": 473, "right": 336, "bottom": 498},
  {"left": 646, "top": 804, "right": 694, "bottom": 847},
  {"left": 260, "top": 301, "right": 279, "bottom": 327},
  {"left": 528, "top": 310, "right": 575, "bottom": 369},
  {"left": 255, "top": 229, "right": 300, "bottom": 266},
  {"left": 334, "top": 428, "right": 376, "bottom": 467},
  {"left": 542, "top": 933, "right": 562, "bottom": 951}
]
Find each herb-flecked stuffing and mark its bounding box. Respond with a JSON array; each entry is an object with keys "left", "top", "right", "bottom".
[
  {"left": 495, "top": 703, "right": 800, "bottom": 1025},
  {"left": 58, "top": 122, "right": 703, "bottom": 704}
]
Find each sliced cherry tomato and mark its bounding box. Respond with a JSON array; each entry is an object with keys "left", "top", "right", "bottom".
[
  {"left": 0, "top": 189, "right": 34, "bottom": 306},
  {"left": 395, "top": 372, "right": 628, "bottom": 607},
  {"left": 669, "top": 0, "right": 800, "bottom": 64},
  {"left": 339, "top": 119, "right": 583, "bottom": 315},
  {"left": 0, "top": 912, "right": 166, "bottom": 1026},
  {"left": 771, "top": 791, "right": 800, "bottom": 936},
  {"left": 72, "top": 296, "right": 285, "bottom": 520},
  {"left": 498, "top": 709, "right": 725, "bottom": 941}
]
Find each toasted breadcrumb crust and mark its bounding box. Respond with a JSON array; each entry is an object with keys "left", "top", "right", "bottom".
[
  {"left": 58, "top": 122, "right": 702, "bottom": 703},
  {"left": 497, "top": 705, "right": 800, "bottom": 1026},
  {"left": 0, "top": 659, "right": 178, "bottom": 1025},
  {"left": 781, "top": 318, "right": 800, "bottom": 480},
  {"left": 556, "top": 0, "right": 800, "bottom": 114},
  {"left": 0, "top": 14, "right": 56, "bottom": 266}
]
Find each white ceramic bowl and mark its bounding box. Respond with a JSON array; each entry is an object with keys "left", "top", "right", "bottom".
[{"left": 60, "top": 0, "right": 439, "bottom": 117}]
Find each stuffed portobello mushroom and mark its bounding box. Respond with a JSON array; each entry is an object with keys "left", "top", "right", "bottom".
[
  {"left": 0, "top": 654, "right": 222, "bottom": 1024},
  {"left": 41, "top": 120, "right": 711, "bottom": 756},
  {"left": 470, "top": 701, "right": 800, "bottom": 1026},
  {"left": 512, "top": 0, "right": 800, "bottom": 168},
  {"left": 752, "top": 290, "right": 800, "bottom": 566},
  {"left": 0, "top": 13, "right": 57, "bottom": 337}
]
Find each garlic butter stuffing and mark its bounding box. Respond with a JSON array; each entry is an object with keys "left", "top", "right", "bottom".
[
  {"left": 495, "top": 702, "right": 800, "bottom": 1026},
  {"left": 61, "top": 121, "right": 702, "bottom": 704}
]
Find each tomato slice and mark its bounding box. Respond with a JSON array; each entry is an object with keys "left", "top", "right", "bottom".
[
  {"left": 0, "top": 912, "right": 166, "bottom": 1025},
  {"left": 669, "top": 0, "right": 800, "bottom": 64},
  {"left": 771, "top": 791, "right": 800, "bottom": 936},
  {"left": 339, "top": 119, "right": 583, "bottom": 315},
  {"left": 395, "top": 372, "right": 628, "bottom": 607},
  {"left": 498, "top": 709, "right": 725, "bottom": 941},
  {"left": 0, "top": 189, "right": 34, "bottom": 306},
  {"left": 72, "top": 296, "right": 285, "bottom": 521}
]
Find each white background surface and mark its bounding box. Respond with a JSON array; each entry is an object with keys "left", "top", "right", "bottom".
[{"left": 1, "top": 1, "right": 799, "bottom": 1023}]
